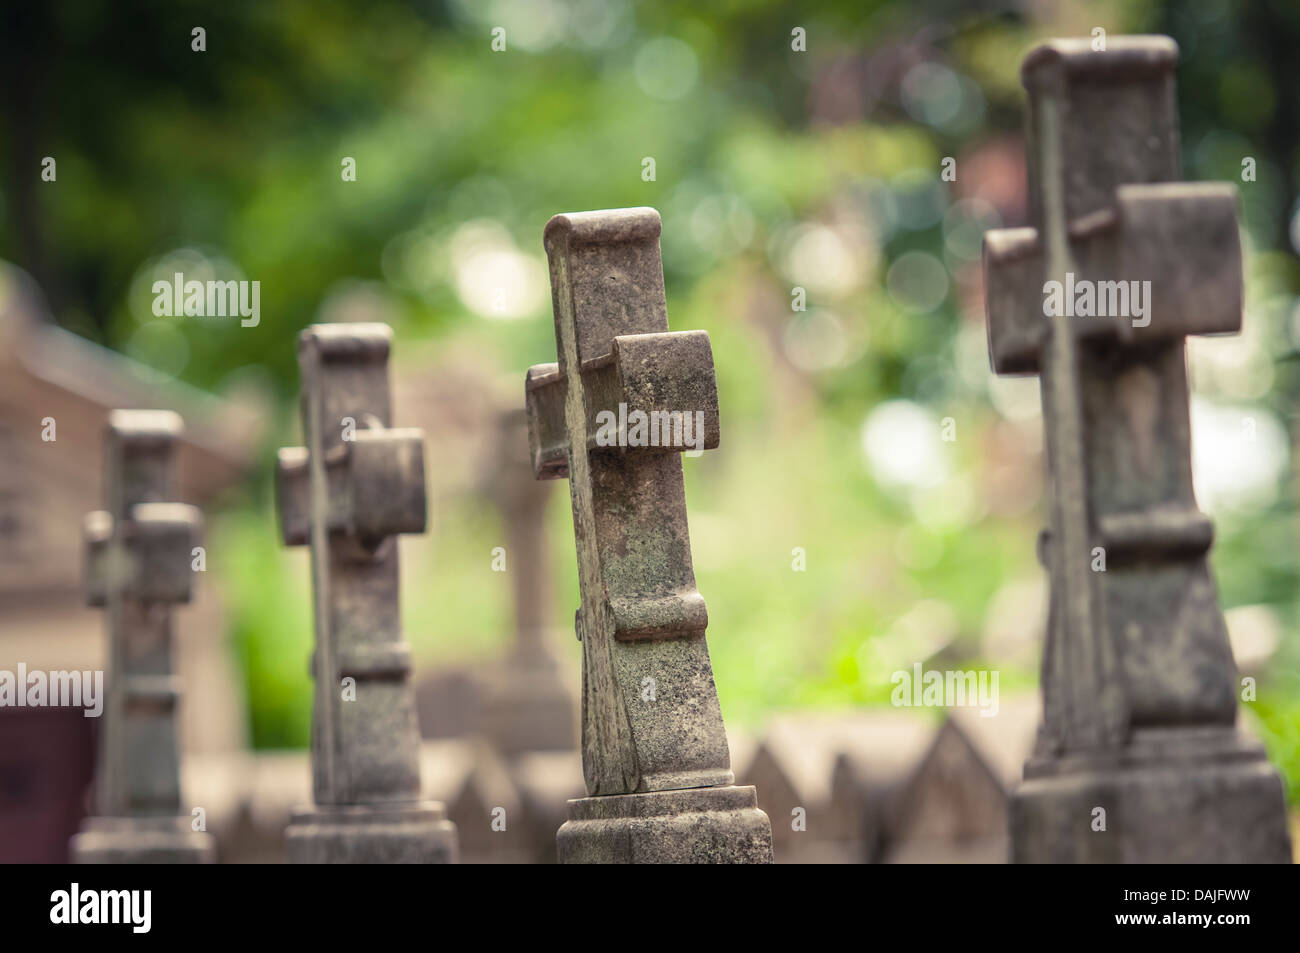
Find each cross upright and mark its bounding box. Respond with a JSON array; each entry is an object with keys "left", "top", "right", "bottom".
[
  {"left": 73, "top": 409, "right": 214, "bottom": 863},
  {"left": 478, "top": 405, "right": 576, "bottom": 758},
  {"left": 526, "top": 207, "right": 772, "bottom": 862},
  {"left": 276, "top": 322, "right": 457, "bottom": 863},
  {"left": 485, "top": 407, "right": 560, "bottom": 668},
  {"left": 983, "top": 36, "right": 1291, "bottom": 862}
]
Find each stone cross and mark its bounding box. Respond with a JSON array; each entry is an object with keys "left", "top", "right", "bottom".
[
  {"left": 478, "top": 405, "right": 576, "bottom": 757},
  {"left": 983, "top": 36, "right": 1291, "bottom": 862},
  {"left": 276, "top": 322, "right": 457, "bottom": 863},
  {"left": 72, "top": 409, "right": 214, "bottom": 863},
  {"left": 526, "top": 207, "right": 772, "bottom": 862}
]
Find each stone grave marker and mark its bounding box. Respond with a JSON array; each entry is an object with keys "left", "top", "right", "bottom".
[
  {"left": 983, "top": 35, "right": 1291, "bottom": 863},
  {"left": 478, "top": 405, "right": 577, "bottom": 758},
  {"left": 72, "top": 410, "right": 215, "bottom": 863},
  {"left": 277, "top": 323, "right": 457, "bottom": 863},
  {"left": 525, "top": 206, "right": 773, "bottom": 863},
  {"left": 0, "top": 266, "right": 260, "bottom": 862}
]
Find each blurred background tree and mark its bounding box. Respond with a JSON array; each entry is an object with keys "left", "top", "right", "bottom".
[{"left": 2, "top": 0, "right": 1297, "bottom": 794}]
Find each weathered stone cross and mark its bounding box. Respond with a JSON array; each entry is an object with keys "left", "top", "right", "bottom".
[
  {"left": 73, "top": 410, "right": 214, "bottom": 863},
  {"left": 983, "top": 36, "right": 1291, "bottom": 862},
  {"left": 277, "top": 323, "right": 457, "bottom": 863},
  {"left": 526, "top": 207, "right": 772, "bottom": 862},
  {"left": 478, "top": 406, "right": 576, "bottom": 758}
]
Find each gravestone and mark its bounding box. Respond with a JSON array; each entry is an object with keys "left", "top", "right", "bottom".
[
  {"left": 478, "top": 405, "right": 577, "bottom": 758},
  {"left": 0, "top": 265, "right": 260, "bottom": 862},
  {"left": 71, "top": 410, "right": 215, "bottom": 863},
  {"left": 276, "top": 323, "right": 457, "bottom": 863},
  {"left": 983, "top": 36, "right": 1292, "bottom": 863},
  {"left": 525, "top": 207, "right": 773, "bottom": 863}
]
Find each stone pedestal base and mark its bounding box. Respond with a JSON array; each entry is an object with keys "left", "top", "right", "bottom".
[
  {"left": 71, "top": 816, "right": 217, "bottom": 864},
  {"left": 1012, "top": 729, "right": 1292, "bottom": 863},
  {"left": 558, "top": 784, "right": 773, "bottom": 864},
  {"left": 285, "top": 800, "right": 458, "bottom": 864}
]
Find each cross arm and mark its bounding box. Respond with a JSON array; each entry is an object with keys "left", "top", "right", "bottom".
[
  {"left": 525, "top": 331, "right": 721, "bottom": 479},
  {"left": 83, "top": 511, "right": 113, "bottom": 607},
  {"left": 1108, "top": 183, "right": 1241, "bottom": 334},
  {"left": 276, "top": 427, "right": 427, "bottom": 546},
  {"left": 524, "top": 363, "right": 567, "bottom": 479},
  {"left": 983, "top": 227, "right": 1044, "bottom": 375},
  {"left": 128, "top": 503, "right": 203, "bottom": 603},
  {"left": 984, "top": 183, "right": 1242, "bottom": 375},
  {"left": 83, "top": 504, "right": 201, "bottom": 606}
]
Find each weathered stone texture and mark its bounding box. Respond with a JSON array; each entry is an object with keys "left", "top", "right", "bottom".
[
  {"left": 527, "top": 207, "right": 772, "bottom": 863},
  {"left": 984, "top": 36, "right": 1291, "bottom": 863},
  {"left": 277, "top": 323, "right": 457, "bottom": 863}
]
